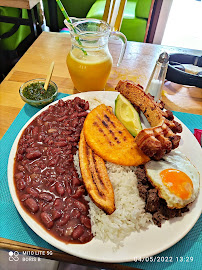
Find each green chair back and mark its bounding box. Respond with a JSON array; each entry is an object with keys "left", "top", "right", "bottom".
[
  {"left": 42, "top": 0, "right": 97, "bottom": 31},
  {"left": 0, "top": 7, "right": 31, "bottom": 51}
]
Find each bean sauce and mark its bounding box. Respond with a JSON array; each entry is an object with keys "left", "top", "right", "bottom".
[{"left": 14, "top": 97, "right": 93, "bottom": 244}]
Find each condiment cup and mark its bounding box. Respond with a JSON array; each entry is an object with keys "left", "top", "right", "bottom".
[{"left": 19, "top": 78, "right": 58, "bottom": 107}]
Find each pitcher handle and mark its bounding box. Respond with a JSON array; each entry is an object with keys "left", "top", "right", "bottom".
[{"left": 110, "top": 31, "right": 127, "bottom": 66}]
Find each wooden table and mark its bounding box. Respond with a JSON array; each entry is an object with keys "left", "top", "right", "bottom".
[
  {"left": 0, "top": 32, "right": 201, "bottom": 140},
  {"left": 0, "top": 32, "right": 202, "bottom": 269}
]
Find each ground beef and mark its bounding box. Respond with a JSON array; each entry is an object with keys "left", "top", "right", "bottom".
[
  {"left": 145, "top": 189, "right": 160, "bottom": 213},
  {"left": 135, "top": 165, "right": 189, "bottom": 227}
]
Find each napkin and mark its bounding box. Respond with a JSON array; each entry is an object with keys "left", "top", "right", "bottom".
[{"left": 194, "top": 129, "right": 202, "bottom": 146}]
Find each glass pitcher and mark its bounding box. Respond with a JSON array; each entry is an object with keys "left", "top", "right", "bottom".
[{"left": 65, "top": 18, "right": 127, "bottom": 92}]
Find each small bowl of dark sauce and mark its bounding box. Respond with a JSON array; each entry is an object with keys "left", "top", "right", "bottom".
[{"left": 19, "top": 78, "right": 58, "bottom": 107}]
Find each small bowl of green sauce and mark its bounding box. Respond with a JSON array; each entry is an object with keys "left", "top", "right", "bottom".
[{"left": 19, "top": 78, "right": 58, "bottom": 107}]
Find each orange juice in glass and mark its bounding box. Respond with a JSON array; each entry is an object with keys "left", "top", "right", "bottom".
[{"left": 65, "top": 18, "right": 127, "bottom": 92}]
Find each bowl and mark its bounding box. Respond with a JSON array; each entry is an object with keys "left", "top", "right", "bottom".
[{"left": 19, "top": 78, "right": 58, "bottom": 107}]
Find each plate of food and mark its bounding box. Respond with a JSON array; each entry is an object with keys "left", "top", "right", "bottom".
[{"left": 8, "top": 80, "right": 201, "bottom": 263}]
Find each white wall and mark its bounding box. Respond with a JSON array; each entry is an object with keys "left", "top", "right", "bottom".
[
  {"left": 161, "top": 0, "right": 202, "bottom": 50},
  {"left": 152, "top": 0, "right": 173, "bottom": 44}
]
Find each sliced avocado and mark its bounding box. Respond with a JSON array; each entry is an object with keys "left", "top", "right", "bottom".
[{"left": 115, "top": 94, "right": 142, "bottom": 136}]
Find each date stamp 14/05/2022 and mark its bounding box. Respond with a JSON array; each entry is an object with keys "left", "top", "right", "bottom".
[{"left": 134, "top": 256, "right": 194, "bottom": 263}]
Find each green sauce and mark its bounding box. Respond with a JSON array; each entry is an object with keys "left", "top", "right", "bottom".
[{"left": 23, "top": 82, "right": 56, "bottom": 101}]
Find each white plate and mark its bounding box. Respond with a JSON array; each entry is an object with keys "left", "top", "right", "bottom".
[{"left": 8, "top": 91, "right": 202, "bottom": 263}]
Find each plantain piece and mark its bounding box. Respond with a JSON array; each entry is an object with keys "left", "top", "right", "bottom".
[
  {"left": 83, "top": 104, "right": 150, "bottom": 166},
  {"left": 79, "top": 130, "right": 115, "bottom": 215}
]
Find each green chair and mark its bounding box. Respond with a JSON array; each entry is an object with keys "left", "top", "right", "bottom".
[
  {"left": 41, "top": 0, "right": 152, "bottom": 42},
  {"left": 0, "top": 7, "right": 31, "bottom": 51},
  {"left": 87, "top": 0, "right": 153, "bottom": 42},
  {"left": 42, "top": 0, "right": 97, "bottom": 31},
  {"left": 0, "top": 5, "right": 42, "bottom": 80}
]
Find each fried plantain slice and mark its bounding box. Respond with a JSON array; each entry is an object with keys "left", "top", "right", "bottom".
[
  {"left": 79, "top": 130, "right": 115, "bottom": 215},
  {"left": 83, "top": 104, "right": 150, "bottom": 166}
]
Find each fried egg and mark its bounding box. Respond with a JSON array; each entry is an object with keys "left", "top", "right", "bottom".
[{"left": 145, "top": 150, "right": 200, "bottom": 209}]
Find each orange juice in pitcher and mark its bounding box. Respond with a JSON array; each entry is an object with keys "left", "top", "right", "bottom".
[
  {"left": 65, "top": 18, "right": 127, "bottom": 92},
  {"left": 67, "top": 47, "right": 112, "bottom": 92}
]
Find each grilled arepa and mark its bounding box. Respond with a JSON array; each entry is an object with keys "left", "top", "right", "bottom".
[
  {"left": 83, "top": 104, "right": 150, "bottom": 166},
  {"left": 79, "top": 130, "right": 115, "bottom": 215}
]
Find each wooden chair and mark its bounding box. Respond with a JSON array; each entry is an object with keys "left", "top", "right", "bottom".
[{"left": 103, "top": 0, "right": 127, "bottom": 31}]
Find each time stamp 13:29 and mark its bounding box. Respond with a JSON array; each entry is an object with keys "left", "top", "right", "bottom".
[{"left": 133, "top": 256, "right": 194, "bottom": 263}]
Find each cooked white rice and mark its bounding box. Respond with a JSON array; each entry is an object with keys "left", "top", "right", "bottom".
[
  {"left": 73, "top": 98, "right": 152, "bottom": 248},
  {"left": 74, "top": 153, "right": 152, "bottom": 248}
]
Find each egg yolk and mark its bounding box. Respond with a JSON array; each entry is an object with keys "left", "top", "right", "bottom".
[{"left": 160, "top": 169, "right": 193, "bottom": 200}]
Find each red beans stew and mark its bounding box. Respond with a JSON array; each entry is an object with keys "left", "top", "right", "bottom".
[{"left": 14, "top": 97, "right": 93, "bottom": 244}]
